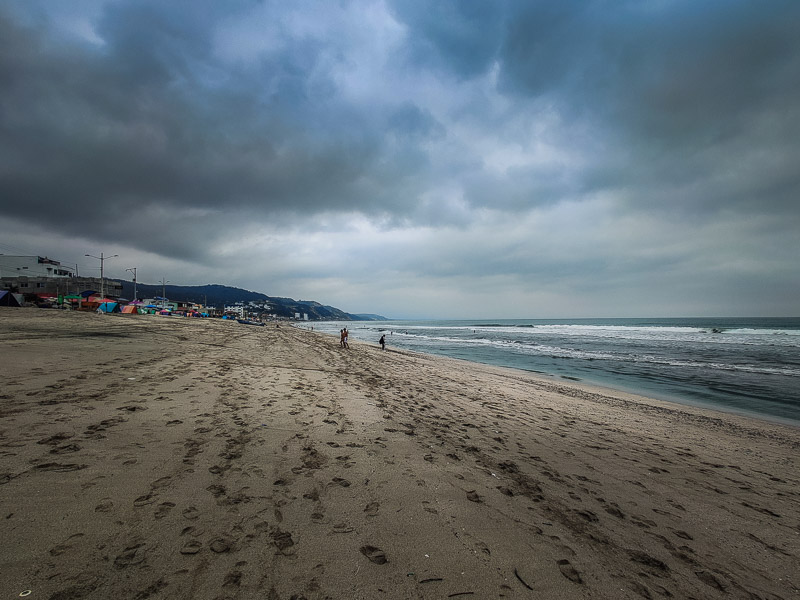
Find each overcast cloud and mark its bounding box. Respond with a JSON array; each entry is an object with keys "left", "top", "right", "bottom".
[{"left": 1, "top": 0, "right": 798, "bottom": 318}]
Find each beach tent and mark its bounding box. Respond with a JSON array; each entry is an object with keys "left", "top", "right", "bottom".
[
  {"left": 121, "top": 305, "right": 139, "bottom": 314},
  {"left": 97, "top": 302, "right": 120, "bottom": 313},
  {"left": 0, "top": 290, "right": 23, "bottom": 307}
]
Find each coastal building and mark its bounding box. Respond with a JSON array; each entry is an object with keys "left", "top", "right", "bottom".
[
  {"left": 0, "top": 255, "right": 75, "bottom": 278},
  {"left": 0, "top": 255, "right": 123, "bottom": 301},
  {"left": 224, "top": 305, "right": 246, "bottom": 318}
]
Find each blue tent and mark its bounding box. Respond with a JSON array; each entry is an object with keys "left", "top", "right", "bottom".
[{"left": 97, "top": 302, "right": 119, "bottom": 313}]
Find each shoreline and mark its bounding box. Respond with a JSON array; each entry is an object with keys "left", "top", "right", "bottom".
[
  {"left": 2, "top": 308, "right": 798, "bottom": 599},
  {"left": 304, "top": 323, "right": 800, "bottom": 429}
]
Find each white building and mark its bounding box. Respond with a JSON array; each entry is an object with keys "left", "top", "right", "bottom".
[
  {"left": 0, "top": 255, "right": 75, "bottom": 278},
  {"left": 225, "top": 305, "right": 246, "bottom": 318}
]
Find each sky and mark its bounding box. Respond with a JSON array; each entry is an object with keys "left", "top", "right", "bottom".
[{"left": 1, "top": 0, "right": 798, "bottom": 319}]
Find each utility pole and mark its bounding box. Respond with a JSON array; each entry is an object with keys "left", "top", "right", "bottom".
[
  {"left": 85, "top": 252, "right": 118, "bottom": 300},
  {"left": 161, "top": 277, "right": 169, "bottom": 309},
  {"left": 126, "top": 267, "right": 138, "bottom": 301}
]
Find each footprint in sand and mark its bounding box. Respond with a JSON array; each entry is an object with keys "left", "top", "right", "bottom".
[
  {"left": 557, "top": 559, "right": 583, "bottom": 584},
  {"left": 270, "top": 530, "right": 295, "bottom": 555},
  {"left": 50, "top": 443, "right": 81, "bottom": 454},
  {"left": 150, "top": 476, "right": 172, "bottom": 489},
  {"left": 180, "top": 540, "right": 203, "bottom": 555},
  {"left": 303, "top": 488, "right": 320, "bottom": 501},
  {"left": 133, "top": 494, "right": 156, "bottom": 507},
  {"left": 364, "top": 501, "right": 379, "bottom": 516},
  {"left": 360, "top": 545, "right": 387, "bottom": 564},
  {"left": 95, "top": 498, "right": 114, "bottom": 512},
  {"left": 223, "top": 570, "right": 243, "bottom": 588},
  {"left": 33, "top": 462, "right": 87, "bottom": 472},
  {"left": 49, "top": 533, "right": 85, "bottom": 556},
  {"left": 37, "top": 433, "right": 73, "bottom": 446},
  {"left": 155, "top": 502, "right": 176, "bottom": 519},
  {"left": 210, "top": 537, "right": 234, "bottom": 553},
  {"left": 466, "top": 490, "right": 483, "bottom": 503},
  {"left": 115, "top": 543, "right": 147, "bottom": 568}
]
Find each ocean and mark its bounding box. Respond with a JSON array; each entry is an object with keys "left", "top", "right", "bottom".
[{"left": 306, "top": 318, "right": 800, "bottom": 425}]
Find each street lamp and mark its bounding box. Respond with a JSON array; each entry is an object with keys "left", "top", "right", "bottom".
[
  {"left": 85, "top": 252, "right": 118, "bottom": 299},
  {"left": 160, "top": 277, "right": 169, "bottom": 309},
  {"left": 126, "top": 267, "right": 137, "bottom": 301}
]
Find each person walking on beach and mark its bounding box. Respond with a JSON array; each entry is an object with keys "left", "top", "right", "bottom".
[
  {"left": 344, "top": 328, "right": 349, "bottom": 349},
  {"left": 340, "top": 329, "right": 346, "bottom": 348},
  {"left": 379, "top": 334, "right": 386, "bottom": 351}
]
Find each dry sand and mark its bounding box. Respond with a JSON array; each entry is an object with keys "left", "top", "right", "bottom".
[{"left": 1, "top": 308, "right": 798, "bottom": 600}]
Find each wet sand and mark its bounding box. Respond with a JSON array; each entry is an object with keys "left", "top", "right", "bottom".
[{"left": 1, "top": 308, "right": 798, "bottom": 599}]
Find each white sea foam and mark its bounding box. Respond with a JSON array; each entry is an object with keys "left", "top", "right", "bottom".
[
  {"left": 725, "top": 328, "right": 800, "bottom": 336},
  {"left": 387, "top": 322, "right": 800, "bottom": 348}
]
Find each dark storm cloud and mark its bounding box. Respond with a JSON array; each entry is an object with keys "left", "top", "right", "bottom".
[
  {"left": 495, "top": 0, "right": 800, "bottom": 214},
  {"left": 389, "top": 0, "right": 800, "bottom": 217},
  {"left": 3, "top": 1, "right": 798, "bottom": 232},
  {"left": 0, "top": 2, "right": 424, "bottom": 259}
]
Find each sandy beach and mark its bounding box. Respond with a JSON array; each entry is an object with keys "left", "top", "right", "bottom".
[{"left": 1, "top": 308, "right": 798, "bottom": 600}]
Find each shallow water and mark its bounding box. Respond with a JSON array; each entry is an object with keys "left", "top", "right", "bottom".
[{"left": 309, "top": 318, "right": 800, "bottom": 425}]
